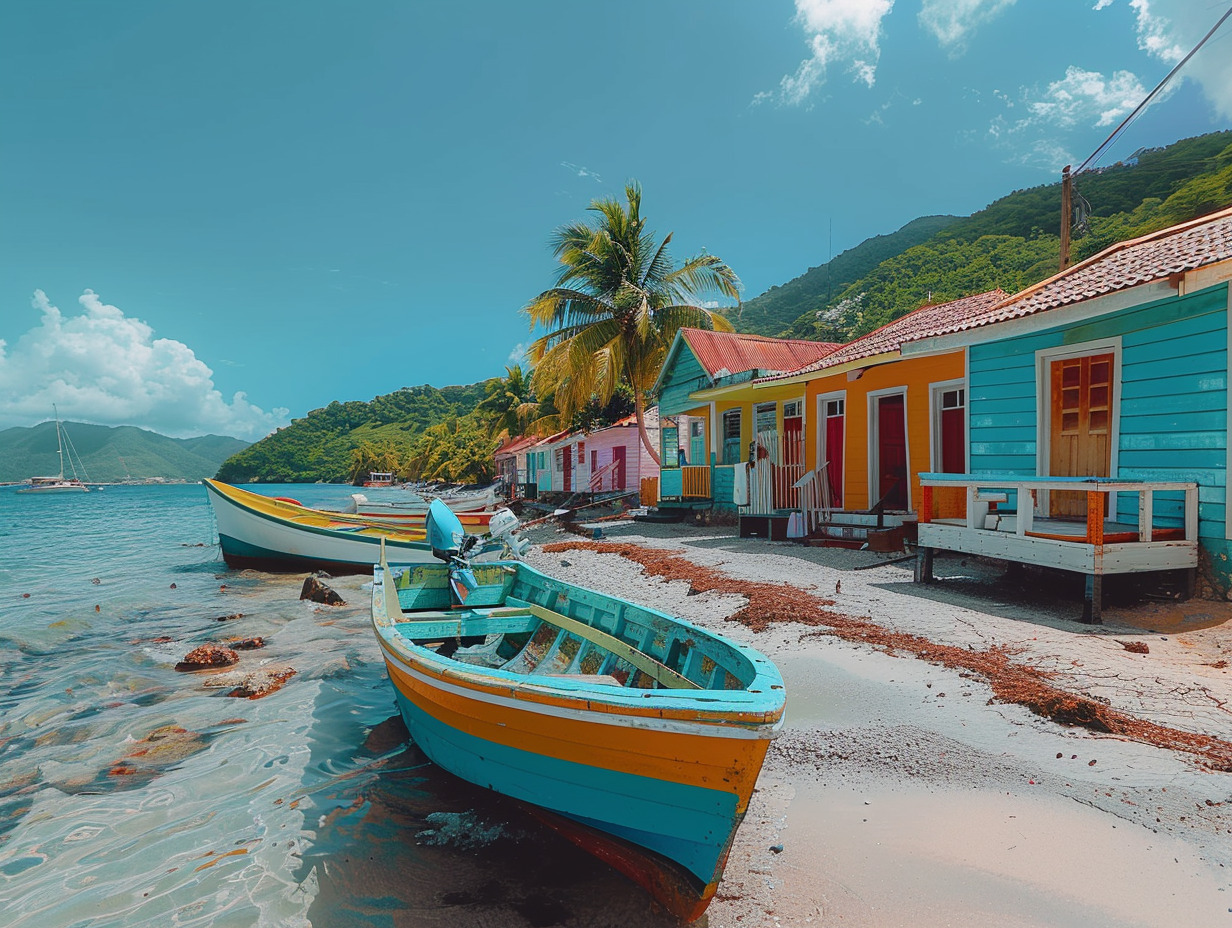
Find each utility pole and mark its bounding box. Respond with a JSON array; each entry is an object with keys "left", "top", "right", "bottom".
[{"left": 1059, "top": 165, "right": 1072, "bottom": 272}]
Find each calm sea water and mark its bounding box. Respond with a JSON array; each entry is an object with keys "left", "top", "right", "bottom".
[{"left": 0, "top": 484, "right": 672, "bottom": 928}]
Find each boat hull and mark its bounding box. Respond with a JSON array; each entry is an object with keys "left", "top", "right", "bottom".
[
  {"left": 204, "top": 479, "right": 437, "bottom": 572},
  {"left": 378, "top": 649, "right": 767, "bottom": 917}
]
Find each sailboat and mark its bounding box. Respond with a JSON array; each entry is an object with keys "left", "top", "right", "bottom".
[{"left": 19, "top": 407, "right": 90, "bottom": 493}]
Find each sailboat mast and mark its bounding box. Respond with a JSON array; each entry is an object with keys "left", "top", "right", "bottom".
[{"left": 54, "top": 404, "right": 65, "bottom": 480}]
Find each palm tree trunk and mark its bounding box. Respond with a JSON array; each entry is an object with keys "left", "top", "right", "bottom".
[{"left": 634, "top": 389, "right": 661, "bottom": 466}]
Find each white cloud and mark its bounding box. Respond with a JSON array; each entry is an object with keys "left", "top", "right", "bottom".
[
  {"left": 1028, "top": 66, "right": 1149, "bottom": 128},
  {"left": 0, "top": 290, "right": 290, "bottom": 440},
  {"left": 919, "top": 0, "right": 1015, "bottom": 53},
  {"left": 763, "top": 0, "right": 895, "bottom": 106},
  {"left": 561, "top": 161, "right": 603, "bottom": 183},
  {"left": 507, "top": 342, "right": 529, "bottom": 366},
  {"left": 1096, "top": 0, "right": 1232, "bottom": 119}
]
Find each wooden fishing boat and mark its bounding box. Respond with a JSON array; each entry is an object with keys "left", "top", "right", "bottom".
[
  {"left": 371, "top": 504, "right": 785, "bottom": 920},
  {"left": 203, "top": 479, "right": 497, "bottom": 572}
]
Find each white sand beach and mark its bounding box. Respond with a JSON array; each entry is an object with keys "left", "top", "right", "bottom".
[{"left": 519, "top": 519, "right": 1232, "bottom": 928}]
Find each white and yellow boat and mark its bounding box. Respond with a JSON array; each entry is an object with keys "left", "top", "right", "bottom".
[{"left": 203, "top": 479, "right": 496, "bottom": 572}]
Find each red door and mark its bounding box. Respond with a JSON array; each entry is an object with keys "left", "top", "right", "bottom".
[
  {"left": 562, "top": 446, "right": 572, "bottom": 492},
  {"left": 877, "top": 394, "right": 908, "bottom": 510},
  {"left": 783, "top": 414, "right": 803, "bottom": 466},
  {"left": 825, "top": 415, "right": 844, "bottom": 507},
  {"left": 612, "top": 446, "right": 627, "bottom": 490}
]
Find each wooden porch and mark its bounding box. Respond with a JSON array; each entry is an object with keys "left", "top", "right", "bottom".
[{"left": 915, "top": 474, "right": 1199, "bottom": 623}]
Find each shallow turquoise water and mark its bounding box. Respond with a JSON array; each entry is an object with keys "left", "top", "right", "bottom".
[{"left": 0, "top": 484, "right": 670, "bottom": 928}]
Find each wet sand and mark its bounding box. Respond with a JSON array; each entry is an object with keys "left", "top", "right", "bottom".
[{"left": 520, "top": 519, "right": 1232, "bottom": 927}]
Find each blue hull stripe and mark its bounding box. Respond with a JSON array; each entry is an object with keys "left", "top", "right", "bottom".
[{"left": 389, "top": 680, "right": 739, "bottom": 884}]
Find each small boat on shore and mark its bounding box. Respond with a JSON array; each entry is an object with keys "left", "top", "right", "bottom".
[
  {"left": 203, "top": 479, "right": 505, "bottom": 572},
  {"left": 371, "top": 502, "right": 785, "bottom": 920}
]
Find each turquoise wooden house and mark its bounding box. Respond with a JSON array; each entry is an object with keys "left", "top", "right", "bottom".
[
  {"left": 904, "top": 205, "right": 1232, "bottom": 615},
  {"left": 652, "top": 328, "right": 838, "bottom": 513}
]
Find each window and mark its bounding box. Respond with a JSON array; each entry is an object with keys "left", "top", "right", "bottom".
[
  {"left": 753, "top": 402, "right": 776, "bottom": 437},
  {"left": 825, "top": 398, "right": 845, "bottom": 418},
  {"left": 783, "top": 399, "right": 802, "bottom": 418}
]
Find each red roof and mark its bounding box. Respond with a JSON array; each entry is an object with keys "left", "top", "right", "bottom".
[
  {"left": 924, "top": 205, "right": 1232, "bottom": 338},
  {"left": 761, "top": 289, "right": 1008, "bottom": 381},
  {"left": 494, "top": 434, "right": 539, "bottom": 458},
  {"left": 682, "top": 328, "right": 839, "bottom": 380}
]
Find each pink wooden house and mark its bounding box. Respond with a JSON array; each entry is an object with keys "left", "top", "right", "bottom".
[{"left": 581, "top": 407, "right": 659, "bottom": 493}]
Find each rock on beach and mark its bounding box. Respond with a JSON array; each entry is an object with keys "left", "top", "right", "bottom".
[{"left": 175, "top": 644, "right": 239, "bottom": 672}]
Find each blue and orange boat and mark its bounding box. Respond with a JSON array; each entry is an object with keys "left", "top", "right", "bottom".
[{"left": 370, "top": 503, "right": 786, "bottom": 920}]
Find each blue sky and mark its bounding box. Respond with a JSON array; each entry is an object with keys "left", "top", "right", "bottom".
[{"left": 2, "top": 0, "right": 1230, "bottom": 440}]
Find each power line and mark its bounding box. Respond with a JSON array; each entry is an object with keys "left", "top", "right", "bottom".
[{"left": 1076, "top": 3, "right": 1232, "bottom": 176}]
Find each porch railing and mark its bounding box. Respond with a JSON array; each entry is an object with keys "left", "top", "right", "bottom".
[
  {"left": 917, "top": 473, "right": 1199, "bottom": 543},
  {"left": 681, "top": 465, "right": 711, "bottom": 499}
]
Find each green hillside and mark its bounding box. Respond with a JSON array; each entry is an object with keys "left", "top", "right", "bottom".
[
  {"left": 215, "top": 382, "right": 494, "bottom": 483},
  {"left": 736, "top": 215, "right": 960, "bottom": 336},
  {"left": 0, "top": 422, "right": 248, "bottom": 483},
  {"left": 772, "top": 131, "right": 1232, "bottom": 341}
]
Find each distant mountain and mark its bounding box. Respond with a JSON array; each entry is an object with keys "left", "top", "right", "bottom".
[
  {"left": 0, "top": 421, "right": 249, "bottom": 483},
  {"left": 735, "top": 215, "right": 961, "bottom": 336},
  {"left": 753, "top": 131, "right": 1232, "bottom": 342},
  {"left": 215, "top": 382, "right": 494, "bottom": 483}
]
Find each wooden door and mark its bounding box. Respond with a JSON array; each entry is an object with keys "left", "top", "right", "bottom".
[
  {"left": 877, "top": 394, "right": 908, "bottom": 510},
  {"left": 825, "top": 414, "right": 844, "bottom": 507},
  {"left": 783, "top": 414, "right": 803, "bottom": 466},
  {"left": 612, "top": 446, "right": 627, "bottom": 490},
  {"left": 1049, "top": 353, "right": 1113, "bottom": 517},
  {"left": 689, "top": 421, "right": 706, "bottom": 466},
  {"left": 562, "top": 446, "right": 572, "bottom": 493}
]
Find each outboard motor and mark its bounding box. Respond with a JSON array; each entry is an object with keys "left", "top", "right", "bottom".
[
  {"left": 487, "top": 507, "right": 531, "bottom": 559},
  {"left": 427, "top": 499, "right": 472, "bottom": 562}
]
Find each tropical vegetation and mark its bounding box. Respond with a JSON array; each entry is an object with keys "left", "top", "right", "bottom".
[
  {"left": 774, "top": 131, "right": 1232, "bottom": 342},
  {"left": 526, "top": 181, "right": 740, "bottom": 464}
]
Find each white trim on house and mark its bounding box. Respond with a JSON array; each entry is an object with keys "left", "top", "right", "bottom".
[
  {"left": 866, "top": 385, "right": 912, "bottom": 511},
  {"left": 1034, "top": 336, "right": 1123, "bottom": 517},
  {"left": 964, "top": 346, "right": 972, "bottom": 474},
  {"left": 928, "top": 378, "right": 966, "bottom": 473}
]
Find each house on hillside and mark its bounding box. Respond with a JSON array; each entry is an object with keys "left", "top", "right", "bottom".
[{"left": 903, "top": 205, "right": 1232, "bottom": 618}]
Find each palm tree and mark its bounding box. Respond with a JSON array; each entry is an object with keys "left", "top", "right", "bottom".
[
  {"left": 526, "top": 182, "right": 739, "bottom": 464},
  {"left": 476, "top": 364, "right": 538, "bottom": 441}
]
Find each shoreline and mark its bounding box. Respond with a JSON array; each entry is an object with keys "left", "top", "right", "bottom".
[{"left": 518, "top": 519, "right": 1232, "bottom": 927}]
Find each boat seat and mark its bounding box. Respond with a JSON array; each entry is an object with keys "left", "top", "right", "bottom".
[{"left": 543, "top": 673, "right": 624, "bottom": 687}]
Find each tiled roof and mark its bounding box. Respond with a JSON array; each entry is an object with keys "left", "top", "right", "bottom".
[
  {"left": 923, "top": 205, "right": 1232, "bottom": 338},
  {"left": 762, "top": 289, "right": 1008, "bottom": 381},
  {"left": 681, "top": 328, "right": 839, "bottom": 380}
]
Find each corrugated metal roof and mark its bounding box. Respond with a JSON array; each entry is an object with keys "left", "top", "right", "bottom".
[
  {"left": 924, "top": 204, "right": 1232, "bottom": 338},
  {"left": 681, "top": 328, "right": 840, "bottom": 380},
  {"left": 760, "top": 289, "right": 1008, "bottom": 381}
]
